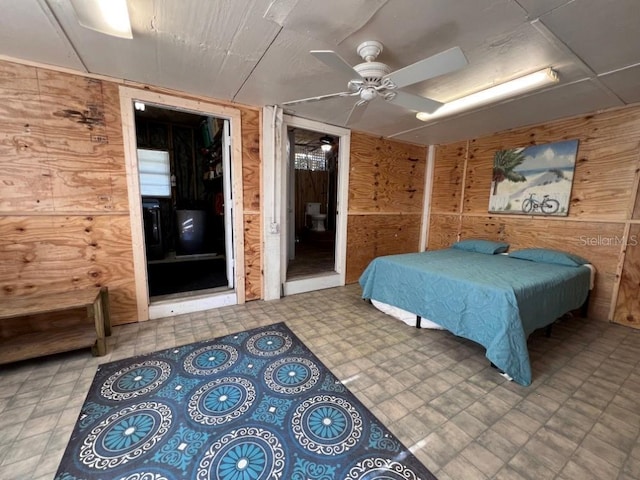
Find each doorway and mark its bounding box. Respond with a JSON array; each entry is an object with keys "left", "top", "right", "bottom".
[
  {"left": 280, "top": 116, "right": 350, "bottom": 296},
  {"left": 135, "top": 106, "right": 231, "bottom": 298},
  {"left": 120, "top": 87, "right": 245, "bottom": 320},
  {"left": 286, "top": 128, "right": 338, "bottom": 280}
]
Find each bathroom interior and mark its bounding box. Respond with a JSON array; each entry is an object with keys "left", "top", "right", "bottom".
[
  {"left": 286, "top": 127, "right": 339, "bottom": 279},
  {"left": 135, "top": 104, "right": 229, "bottom": 298}
]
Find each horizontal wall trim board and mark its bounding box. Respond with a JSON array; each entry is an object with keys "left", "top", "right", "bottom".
[
  {"left": 431, "top": 212, "right": 630, "bottom": 225},
  {"left": 1, "top": 211, "right": 131, "bottom": 217},
  {"left": 347, "top": 211, "right": 422, "bottom": 216}
]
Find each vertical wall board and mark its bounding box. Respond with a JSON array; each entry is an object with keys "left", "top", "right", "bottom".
[
  {"left": 34, "top": 71, "right": 119, "bottom": 212},
  {"left": 345, "top": 214, "right": 422, "bottom": 284},
  {"left": 634, "top": 171, "right": 640, "bottom": 220},
  {"left": 0, "top": 86, "right": 52, "bottom": 212},
  {"left": 345, "top": 132, "right": 427, "bottom": 283},
  {"left": 460, "top": 216, "right": 623, "bottom": 320},
  {"left": 241, "top": 108, "right": 261, "bottom": 212},
  {"left": 0, "top": 215, "right": 137, "bottom": 324},
  {"left": 614, "top": 224, "right": 640, "bottom": 328},
  {"left": 243, "top": 214, "right": 261, "bottom": 301},
  {"left": 431, "top": 141, "right": 467, "bottom": 214},
  {"left": 239, "top": 107, "right": 261, "bottom": 299},
  {"left": 427, "top": 214, "right": 460, "bottom": 250},
  {"left": 348, "top": 132, "right": 426, "bottom": 214},
  {"left": 101, "top": 82, "right": 125, "bottom": 146},
  {"left": 0, "top": 61, "right": 39, "bottom": 93}
]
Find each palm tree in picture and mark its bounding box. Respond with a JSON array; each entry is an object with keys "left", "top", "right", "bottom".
[{"left": 492, "top": 148, "right": 527, "bottom": 195}]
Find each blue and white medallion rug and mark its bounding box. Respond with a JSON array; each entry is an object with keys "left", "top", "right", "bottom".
[{"left": 55, "top": 322, "right": 437, "bottom": 480}]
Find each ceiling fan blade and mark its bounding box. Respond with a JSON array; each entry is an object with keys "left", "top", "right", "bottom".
[
  {"left": 281, "top": 91, "right": 355, "bottom": 107},
  {"left": 346, "top": 100, "right": 368, "bottom": 125},
  {"left": 311, "top": 50, "right": 363, "bottom": 80},
  {"left": 383, "top": 46, "right": 468, "bottom": 89},
  {"left": 386, "top": 90, "right": 443, "bottom": 114}
]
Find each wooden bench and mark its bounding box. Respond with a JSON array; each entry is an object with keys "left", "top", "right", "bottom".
[{"left": 0, "top": 287, "right": 111, "bottom": 365}]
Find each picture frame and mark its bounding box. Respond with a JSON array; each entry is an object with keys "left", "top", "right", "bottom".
[{"left": 488, "top": 139, "right": 579, "bottom": 216}]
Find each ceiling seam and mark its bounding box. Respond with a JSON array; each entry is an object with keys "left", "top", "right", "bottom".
[
  {"left": 231, "top": 25, "right": 283, "bottom": 103},
  {"left": 529, "top": 18, "right": 625, "bottom": 105},
  {"left": 38, "top": 0, "right": 88, "bottom": 73}
]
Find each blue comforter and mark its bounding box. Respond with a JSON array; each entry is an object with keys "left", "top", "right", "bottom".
[{"left": 359, "top": 249, "right": 590, "bottom": 386}]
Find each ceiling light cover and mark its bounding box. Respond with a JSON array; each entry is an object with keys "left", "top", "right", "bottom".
[
  {"left": 70, "top": 0, "right": 133, "bottom": 39},
  {"left": 416, "top": 68, "right": 558, "bottom": 122},
  {"left": 320, "top": 135, "right": 333, "bottom": 152}
]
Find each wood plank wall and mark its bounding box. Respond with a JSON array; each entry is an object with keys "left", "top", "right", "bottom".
[
  {"left": 346, "top": 132, "right": 427, "bottom": 283},
  {"left": 428, "top": 105, "right": 640, "bottom": 326},
  {"left": 0, "top": 59, "right": 262, "bottom": 324}
]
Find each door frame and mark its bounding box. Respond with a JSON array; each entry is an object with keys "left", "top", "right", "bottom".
[
  {"left": 262, "top": 109, "right": 350, "bottom": 298},
  {"left": 119, "top": 86, "right": 245, "bottom": 320}
]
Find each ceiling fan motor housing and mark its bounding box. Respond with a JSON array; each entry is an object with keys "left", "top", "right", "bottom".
[{"left": 354, "top": 62, "right": 391, "bottom": 84}]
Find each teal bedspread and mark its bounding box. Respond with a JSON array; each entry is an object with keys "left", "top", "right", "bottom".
[{"left": 359, "top": 249, "right": 591, "bottom": 386}]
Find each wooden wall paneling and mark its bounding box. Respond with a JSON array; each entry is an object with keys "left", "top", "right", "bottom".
[
  {"left": 239, "top": 107, "right": 261, "bottom": 299},
  {"left": 0, "top": 63, "right": 52, "bottom": 212},
  {"left": 101, "top": 81, "right": 129, "bottom": 212},
  {"left": 243, "top": 214, "right": 261, "bottom": 300},
  {"left": 0, "top": 61, "right": 39, "bottom": 92},
  {"left": 613, "top": 224, "right": 640, "bottom": 328},
  {"left": 0, "top": 215, "right": 137, "bottom": 324},
  {"left": 464, "top": 109, "right": 640, "bottom": 219},
  {"left": 431, "top": 141, "right": 467, "bottom": 214},
  {"left": 349, "top": 132, "right": 426, "bottom": 213},
  {"left": 427, "top": 214, "right": 460, "bottom": 250},
  {"left": 345, "top": 214, "right": 422, "bottom": 283},
  {"left": 36, "top": 70, "right": 120, "bottom": 212},
  {"left": 460, "top": 215, "right": 624, "bottom": 319},
  {"left": 241, "top": 108, "right": 261, "bottom": 212}
]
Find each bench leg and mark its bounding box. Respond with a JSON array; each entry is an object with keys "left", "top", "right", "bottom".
[
  {"left": 92, "top": 338, "right": 107, "bottom": 356},
  {"left": 100, "top": 287, "right": 112, "bottom": 337}
]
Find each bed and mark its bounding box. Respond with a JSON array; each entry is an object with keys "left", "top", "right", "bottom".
[{"left": 359, "top": 246, "right": 593, "bottom": 386}]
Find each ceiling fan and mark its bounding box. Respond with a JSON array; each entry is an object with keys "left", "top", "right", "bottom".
[{"left": 281, "top": 40, "right": 468, "bottom": 124}]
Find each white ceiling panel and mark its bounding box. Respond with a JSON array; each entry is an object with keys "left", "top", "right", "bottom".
[
  {"left": 233, "top": 28, "right": 350, "bottom": 106},
  {"left": 0, "top": 0, "right": 85, "bottom": 71},
  {"left": 539, "top": 0, "right": 640, "bottom": 74},
  {"left": 599, "top": 65, "right": 640, "bottom": 105},
  {"left": 267, "top": 0, "right": 389, "bottom": 46},
  {"left": 392, "top": 79, "right": 624, "bottom": 145},
  {"left": 515, "top": 0, "right": 573, "bottom": 18},
  {"left": 45, "top": 0, "right": 281, "bottom": 100}
]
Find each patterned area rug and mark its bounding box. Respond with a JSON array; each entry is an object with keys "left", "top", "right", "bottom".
[{"left": 55, "top": 322, "right": 436, "bottom": 480}]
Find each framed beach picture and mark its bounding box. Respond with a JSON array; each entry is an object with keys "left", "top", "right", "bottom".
[{"left": 488, "top": 139, "right": 579, "bottom": 216}]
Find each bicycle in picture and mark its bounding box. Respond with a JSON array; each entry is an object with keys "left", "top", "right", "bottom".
[{"left": 521, "top": 193, "right": 560, "bottom": 214}]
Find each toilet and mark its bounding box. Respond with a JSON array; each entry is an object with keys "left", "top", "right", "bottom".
[{"left": 306, "top": 202, "right": 327, "bottom": 232}]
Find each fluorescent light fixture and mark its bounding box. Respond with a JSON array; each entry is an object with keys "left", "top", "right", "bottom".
[
  {"left": 416, "top": 68, "right": 558, "bottom": 122},
  {"left": 70, "top": 0, "right": 133, "bottom": 39}
]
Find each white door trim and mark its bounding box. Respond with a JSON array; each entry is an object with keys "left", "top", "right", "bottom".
[
  {"left": 119, "top": 86, "right": 245, "bottom": 320},
  {"left": 420, "top": 145, "right": 436, "bottom": 251},
  {"left": 262, "top": 113, "right": 350, "bottom": 297}
]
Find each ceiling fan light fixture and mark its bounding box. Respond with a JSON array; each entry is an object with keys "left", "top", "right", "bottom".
[
  {"left": 70, "top": 0, "right": 133, "bottom": 39},
  {"left": 416, "top": 68, "right": 559, "bottom": 122}
]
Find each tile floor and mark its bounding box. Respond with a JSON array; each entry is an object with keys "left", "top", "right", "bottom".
[{"left": 0, "top": 284, "right": 639, "bottom": 480}]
